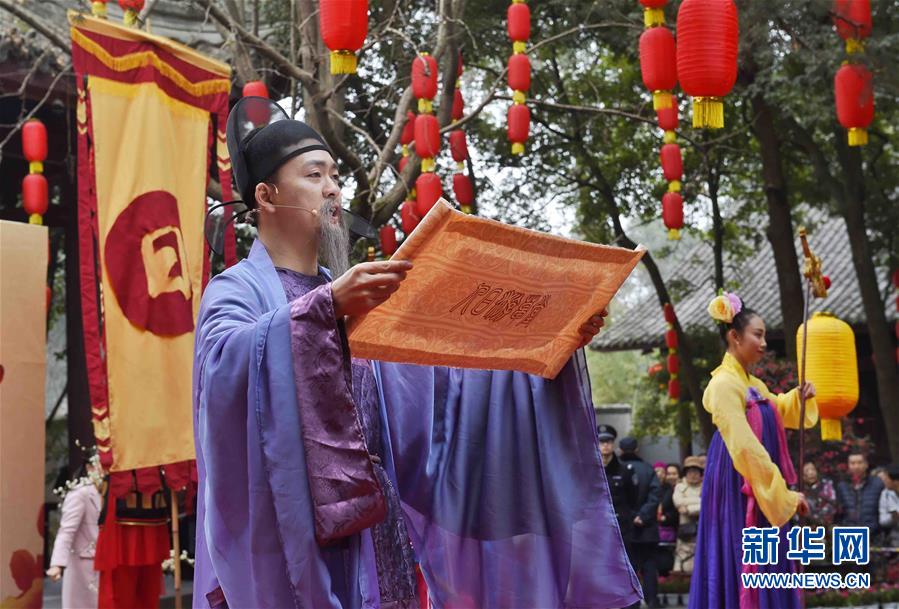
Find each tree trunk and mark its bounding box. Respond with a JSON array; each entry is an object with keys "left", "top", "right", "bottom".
[
  {"left": 750, "top": 94, "right": 804, "bottom": 359},
  {"left": 63, "top": 176, "right": 94, "bottom": 473},
  {"left": 611, "top": 227, "right": 715, "bottom": 447},
  {"left": 709, "top": 172, "right": 724, "bottom": 293},
  {"left": 838, "top": 141, "right": 899, "bottom": 461}
]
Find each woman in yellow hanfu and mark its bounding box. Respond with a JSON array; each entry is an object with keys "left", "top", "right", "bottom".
[{"left": 688, "top": 293, "right": 817, "bottom": 609}]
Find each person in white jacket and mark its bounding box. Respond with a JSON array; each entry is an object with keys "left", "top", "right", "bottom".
[
  {"left": 47, "top": 459, "right": 103, "bottom": 609},
  {"left": 672, "top": 455, "right": 703, "bottom": 573}
]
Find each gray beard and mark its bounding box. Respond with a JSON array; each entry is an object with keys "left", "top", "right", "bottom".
[{"left": 318, "top": 198, "right": 350, "bottom": 278}]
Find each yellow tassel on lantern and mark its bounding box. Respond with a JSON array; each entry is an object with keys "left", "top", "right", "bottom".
[
  {"left": 667, "top": 180, "right": 681, "bottom": 193},
  {"left": 29, "top": 161, "right": 43, "bottom": 174},
  {"left": 644, "top": 8, "right": 665, "bottom": 28},
  {"left": 667, "top": 228, "right": 680, "bottom": 240},
  {"left": 513, "top": 41, "right": 527, "bottom": 54},
  {"left": 847, "top": 127, "right": 868, "bottom": 147},
  {"left": 663, "top": 130, "right": 677, "bottom": 144},
  {"left": 511, "top": 142, "right": 525, "bottom": 155},
  {"left": 512, "top": 90, "right": 526, "bottom": 105},
  {"left": 330, "top": 50, "right": 358, "bottom": 75},
  {"left": 692, "top": 97, "right": 724, "bottom": 129},
  {"left": 456, "top": 161, "right": 465, "bottom": 170},
  {"left": 418, "top": 99, "right": 433, "bottom": 114},
  {"left": 845, "top": 38, "right": 864, "bottom": 55},
  {"left": 653, "top": 90, "right": 673, "bottom": 110},
  {"left": 796, "top": 312, "right": 859, "bottom": 442},
  {"left": 421, "top": 158, "right": 436, "bottom": 173},
  {"left": 461, "top": 205, "right": 472, "bottom": 214},
  {"left": 29, "top": 213, "right": 43, "bottom": 225},
  {"left": 402, "top": 144, "right": 409, "bottom": 157},
  {"left": 123, "top": 8, "right": 138, "bottom": 26},
  {"left": 92, "top": 1, "right": 107, "bottom": 18},
  {"left": 821, "top": 419, "right": 843, "bottom": 442}
]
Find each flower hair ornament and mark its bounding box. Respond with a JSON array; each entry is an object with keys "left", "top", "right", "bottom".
[
  {"left": 707, "top": 290, "right": 743, "bottom": 325},
  {"left": 52, "top": 440, "right": 104, "bottom": 499}
]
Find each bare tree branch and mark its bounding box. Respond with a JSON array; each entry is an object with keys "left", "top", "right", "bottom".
[
  {"left": 0, "top": 63, "right": 74, "bottom": 162},
  {"left": 0, "top": 0, "right": 71, "bottom": 54},
  {"left": 194, "top": 0, "right": 314, "bottom": 85}
]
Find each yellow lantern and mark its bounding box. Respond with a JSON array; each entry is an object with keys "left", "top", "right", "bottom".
[{"left": 796, "top": 312, "right": 859, "bottom": 441}]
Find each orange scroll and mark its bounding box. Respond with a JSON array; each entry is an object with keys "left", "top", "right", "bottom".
[{"left": 347, "top": 200, "right": 645, "bottom": 378}]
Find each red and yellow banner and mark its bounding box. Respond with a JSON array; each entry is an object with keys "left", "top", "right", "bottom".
[{"left": 70, "top": 13, "right": 233, "bottom": 477}]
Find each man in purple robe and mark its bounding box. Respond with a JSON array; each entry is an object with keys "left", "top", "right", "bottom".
[{"left": 192, "top": 98, "right": 641, "bottom": 609}]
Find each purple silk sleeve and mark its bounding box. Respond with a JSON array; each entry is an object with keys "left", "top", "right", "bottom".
[
  {"left": 289, "top": 285, "right": 387, "bottom": 545},
  {"left": 373, "top": 352, "right": 643, "bottom": 609}
]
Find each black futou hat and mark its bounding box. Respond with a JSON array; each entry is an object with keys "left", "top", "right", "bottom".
[
  {"left": 226, "top": 97, "right": 333, "bottom": 208},
  {"left": 204, "top": 97, "right": 377, "bottom": 256}
]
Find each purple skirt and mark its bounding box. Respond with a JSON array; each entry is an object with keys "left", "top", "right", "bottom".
[{"left": 688, "top": 398, "right": 800, "bottom": 609}]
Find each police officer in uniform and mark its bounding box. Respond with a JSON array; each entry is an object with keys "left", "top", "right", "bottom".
[{"left": 597, "top": 425, "right": 639, "bottom": 545}]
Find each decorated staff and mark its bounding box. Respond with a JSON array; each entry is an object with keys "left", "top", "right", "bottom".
[{"left": 795, "top": 227, "right": 827, "bottom": 495}]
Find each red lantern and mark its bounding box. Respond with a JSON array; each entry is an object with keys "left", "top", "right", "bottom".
[
  {"left": 660, "top": 143, "right": 683, "bottom": 187},
  {"left": 398, "top": 156, "right": 409, "bottom": 174},
  {"left": 508, "top": 54, "right": 532, "bottom": 104},
  {"left": 380, "top": 225, "right": 398, "bottom": 256},
  {"left": 414, "top": 114, "right": 440, "bottom": 171},
  {"left": 242, "top": 82, "right": 271, "bottom": 125},
  {"left": 401, "top": 111, "right": 416, "bottom": 146},
  {"left": 450, "top": 130, "right": 469, "bottom": 165},
  {"left": 657, "top": 104, "right": 679, "bottom": 132},
  {"left": 400, "top": 111, "right": 415, "bottom": 158},
  {"left": 835, "top": 63, "right": 874, "bottom": 146},
  {"left": 833, "top": 0, "right": 871, "bottom": 53},
  {"left": 452, "top": 89, "right": 465, "bottom": 121},
  {"left": 665, "top": 328, "right": 678, "bottom": 349},
  {"left": 676, "top": 0, "right": 739, "bottom": 129},
  {"left": 22, "top": 120, "right": 47, "bottom": 174},
  {"left": 242, "top": 81, "right": 269, "bottom": 98},
  {"left": 668, "top": 377, "right": 680, "bottom": 401},
  {"left": 320, "top": 0, "right": 368, "bottom": 74},
  {"left": 457, "top": 51, "right": 464, "bottom": 78},
  {"left": 667, "top": 354, "right": 680, "bottom": 374},
  {"left": 639, "top": 26, "right": 677, "bottom": 110},
  {"left": 663, "top": 303, "right": 676, "bottom": 324},
  {"left": 893, "top": 268, "right": 899, "bottom": 288},
  {"left": 662, "top": 191, "right": 684, "bottom": 240},
  {"left": 412, "top": 54, "right": 439, "bottom": 113},
  {"left": 23, "top": 173, "right": 49, "bottom": 223},
  {"left": 507, "top": 1, "right": 531, "bottom": 52},
  {"left": 453, "top": 173, "right": 474, "bottom": 208},
  {"left": 507, "top": 103, "right": 530, "bottom": 155},
  {"left": 401, "top": 200, "right": 420, "bottom": 234},
  {"left": 415, "top": 173, "right": 443, "bottom": 217},
  {"left": 640, "top": 0, "right": 668, "bottom": 28}
]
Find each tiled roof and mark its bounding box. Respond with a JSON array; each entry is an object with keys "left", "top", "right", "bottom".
[{"left": 592, "top": 211, "right": 896, "bottom": 352}]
